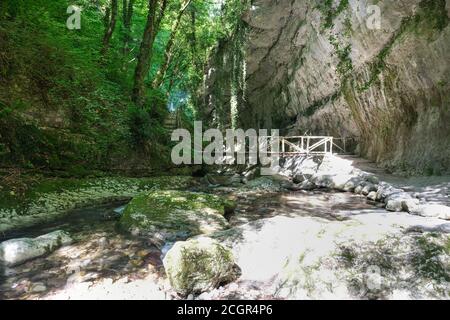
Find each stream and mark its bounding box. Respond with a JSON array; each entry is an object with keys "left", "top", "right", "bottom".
[
  {"left": 0, "top": 183, "right": 380, "bottom": 300},
  {"left": 0, "top": 200, "right": 167, "bottom": 299}
]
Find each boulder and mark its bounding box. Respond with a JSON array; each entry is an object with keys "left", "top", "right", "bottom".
[
  {"left": 311, "top": 174, "right": 333, "bottom": 188},
  {"left": 163, "top": 237, "right": 239, "bottom": 295},
  {"left": 354, "top": 184, "right": 366, "bottom": 195},
  {"left": 376, "top": 183, "right": 403, "bottom": 202},
  {"left": 361, "top": 183, "right": 377, "bottom": 196},
  {"left": 328, "top": 174, "right": 357, "bottom": 191},
  {"left": 343, "top": 177, "right": 364, "bottom": 192},
  {"left": 119, "top": 191, "right": 233, "bottom": 239},
  {"left": 0, "top": 230, "right": 72, "bottom": 267},
  {"left": 385, "top": 193, "right": 417, "bottom": 212},
  {"left": 410, "top": 205, "right": 450, "bottom": 220},
  {"left": 364, "top": 175, "right": 380, "bottom": 185},
  {"left": 367, "top": 191, "right": 377, "bottom": 201}
]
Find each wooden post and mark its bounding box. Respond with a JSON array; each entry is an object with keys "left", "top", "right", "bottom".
[
  {"left": 307, "top": 137, "right": 310, "bottom": 155},
  {"left": 330, "top": 137, "right": 333, "bottom": 155}
]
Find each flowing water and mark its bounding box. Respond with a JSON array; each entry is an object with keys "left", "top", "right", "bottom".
[{"left": 0, "top": 201, "right": 165, "bottom": 299}]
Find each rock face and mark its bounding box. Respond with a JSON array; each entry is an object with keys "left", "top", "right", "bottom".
[
  {"left": 0, "top": 230, "right": 72, "bottom": 267},
  {"left": 163, "top": 237, "right": 238, "bottom": 295},
  {"left": 202, "top": 0, "right": 450, "bottom": 174},
  {"left": 119, "top": 191, "right": 233, "bottom": 239}
]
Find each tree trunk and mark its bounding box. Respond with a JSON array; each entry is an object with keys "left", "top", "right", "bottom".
[
  {"left": 101, "top": 0, "right": 118, "bottom": 55},
  {"left": 152, "top": 0, "right": 192, "bottom": 89},
  {"left": 188, "top": 8, "right": 200, "bottom": 70},
  {"left": 132, "top": 0, "right": 167, "bottom": 105},
  {"left": 122, "top": 0, "right": 134, "bottom": 57}
]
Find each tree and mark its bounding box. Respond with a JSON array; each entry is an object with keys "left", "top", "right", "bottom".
[
  {"left": 101, "top": 0, "right": 118, "bottom": 55},
  {"left": 122, "top": 0, "right": 134, "bottom": 57},
  {"left": 132, "top": 0, "right": 168, "bottom": 106},
  {"left": 152, "top": 0, "right": 192, "bottom": 89}
]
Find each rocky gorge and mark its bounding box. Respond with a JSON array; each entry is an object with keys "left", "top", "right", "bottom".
[
  {"left": 0, "top": 0, "right": 449, "bottom": 302},
  {"left": 202, "top": 0, "right": 450, "bottom": 174}
]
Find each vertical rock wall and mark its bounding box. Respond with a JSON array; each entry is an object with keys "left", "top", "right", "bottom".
[{"left": 202, "top": 0, "right": 450, "bottom": 174}]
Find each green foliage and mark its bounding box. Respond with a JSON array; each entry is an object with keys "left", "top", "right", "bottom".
[
  {"left": 317, "top": 0, "right": 350, "bottom": 30},
  {"left": 0, "top": 0, "right": 247, "bottom": 173},
  {"left": 128, "top": 105, "right": 167, "bottom": 147},
  {"left": 412, "top": 235, "right": 450, "bottom": 282},
  {"left": 329, "top": 35, "right": 353, "bottom": 79}
]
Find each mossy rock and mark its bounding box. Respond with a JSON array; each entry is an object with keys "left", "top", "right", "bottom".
[
  {"left": 119, "top": 190, "right": 235, "bottom": 237},
  {"left": 163, "top": 237, "right": 239, "bottom": 295}
]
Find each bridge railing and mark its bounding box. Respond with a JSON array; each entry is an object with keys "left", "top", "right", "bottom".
[{"left": 279, "top": 136, "right": 334, "bottom": 156}]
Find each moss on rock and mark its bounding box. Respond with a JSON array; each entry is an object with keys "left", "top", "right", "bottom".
[
  {"left": 163, "top": 237, "right": 238, "bottom": 295},
  {"left": 119, "top": 190, "right": 234, "bottom": 237}
]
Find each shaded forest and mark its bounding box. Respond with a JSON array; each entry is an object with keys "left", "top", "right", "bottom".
[{"left": 0, "top": 0, "right": 247, "bottom": 174}]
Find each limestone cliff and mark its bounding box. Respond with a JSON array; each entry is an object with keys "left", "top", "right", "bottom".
[{"left": 202, "top": 0, "right": 450, "bottom": 174}]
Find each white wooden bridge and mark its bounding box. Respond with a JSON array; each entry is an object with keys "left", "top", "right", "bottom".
[{"left": 269, "top": 136, "right": 353, "bottom": 156}]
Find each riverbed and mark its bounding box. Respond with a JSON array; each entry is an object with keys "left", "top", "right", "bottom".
[{"left": 0, "top": 171, "right": 449, "bottom": 300}]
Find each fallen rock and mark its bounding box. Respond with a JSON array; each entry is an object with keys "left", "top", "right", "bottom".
[
  {"left": 163, "top": 237, "right": 239, "bottom": 295},
  {"left": 376, "top": 183, "right": 403, "bottom": 202},
  {"left": 364, "top": 175, "right": 380, "bottom": 185},
  {"left": 311, "top": 174, "right": 333, "bottom": 188},
  {"left": 362, "top": 183, "right": 378, "bottom": 196},
  {"left": 354, "top": 183, "right": 366, "bottom": 195},
  {"left": 343, "top": 177, "right": 364, "bottom": 192},
  {"left": 385, "top": 193, "right": 417, "bottom": 212},
  {"left": 119, "top": 191, "right": 233, "bottom": 239},
  {"left": 0, "top": 230, "right": 72, "bottom": 267},
  {"left": 410, "top": 205, "right": 450, "bottom": 220},
  {"left": 328, "top": 174, "right": 357, "bottom": 191},
  {"left": 367, "top": 191, "right": 377, "bottom": 201}
]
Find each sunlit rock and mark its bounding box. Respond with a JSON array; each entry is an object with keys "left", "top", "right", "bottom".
[
  {"left": 385, "top": 193, "right": 417, "bottom": 212},
  {"left": 376, "top": 183, "right": 404, "bottom": 202},
  {"left": 367, "top": 191, "right": 378, "bottom": 201},
  {"left": 0, "top": 230, "right": 72, "bottom": 267},
  {"left": 362, "top": 183, "right": 378, "bottom": 196},
  {"left": 410, "top": 204, "right": 450, "bottom": 220},
  {"left": 343, "top": 176, "right": 364, "bottom": 192},
  {"left": 163, "top": 237, "right": 239, "bottom": 295}
]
